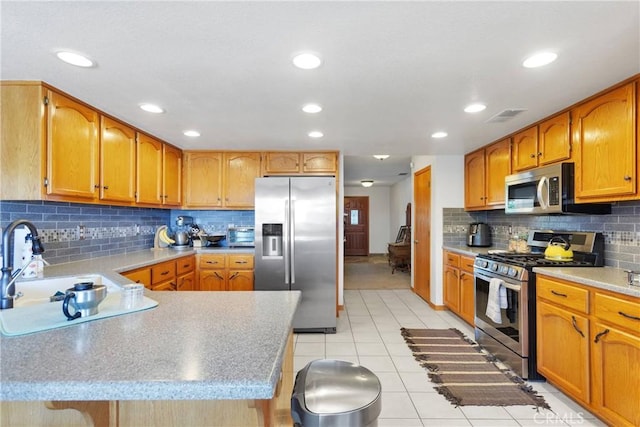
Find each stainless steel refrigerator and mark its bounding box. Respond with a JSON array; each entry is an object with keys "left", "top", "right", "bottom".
[{"left": 254, "top": 177, "right": 337, "bottom": 333}]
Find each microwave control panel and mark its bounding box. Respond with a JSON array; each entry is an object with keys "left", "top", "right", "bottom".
[{"left": 548, "top": 176, "right": 560, "bottom": 205}]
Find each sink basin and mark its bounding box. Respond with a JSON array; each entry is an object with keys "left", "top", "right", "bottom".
[{"left": 13, "top": 275, "right": 122, "bottom": 308}]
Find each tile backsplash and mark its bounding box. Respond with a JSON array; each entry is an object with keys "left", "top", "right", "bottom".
[{"left": 444, "top": 200, "right": 640, "bottom": 270}]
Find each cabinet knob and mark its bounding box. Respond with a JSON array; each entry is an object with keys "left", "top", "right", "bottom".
[
  {"left": 103, "top": 186, "right": 109, "bottom": 190},
  {"left": 538, "top": 152, "right": 542, "bottom": 157},
  {"left": 94, "top": 185, "right": 100, "bottom": 189},
  {"left": 530, "top": 153, "right": 536, "bottom": 158},
  {"left": 624, "top": 175, "right": 632, "bottom": 181}
]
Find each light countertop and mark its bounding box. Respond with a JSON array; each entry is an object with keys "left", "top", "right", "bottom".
[{"left": 1, "top": 248, "right": 301, "bottom": 402}]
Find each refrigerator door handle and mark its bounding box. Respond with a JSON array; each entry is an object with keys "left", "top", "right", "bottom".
[
  {"left": 290, "top": 199, "right": 295, "bottom": 284},
  {"left": 284, "top": 199, "right": 290, "bottom": 285}
]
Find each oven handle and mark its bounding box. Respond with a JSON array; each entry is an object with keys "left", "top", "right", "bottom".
[{"left": 474, "top": 270, "right": 523, "bottom": 291}]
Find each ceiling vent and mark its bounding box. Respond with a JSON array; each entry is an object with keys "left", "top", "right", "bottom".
[{"left": 486, "top": 109, "right": 527, "bottom": 123}]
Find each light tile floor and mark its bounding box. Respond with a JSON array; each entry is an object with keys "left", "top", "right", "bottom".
[{"left": 293, "top": 289, "right": 606, "bottom": 427}]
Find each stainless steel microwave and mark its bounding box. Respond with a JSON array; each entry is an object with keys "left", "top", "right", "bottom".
[{"left": 504, "top": 163, "right": 611, "bottom": 215}]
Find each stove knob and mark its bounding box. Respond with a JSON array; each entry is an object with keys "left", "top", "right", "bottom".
[
  {"left": 491, "top": 263, "right": 498, "bottom": 271},
  {"left": 480, "top": 260, "right": 488, "bottom": 268},
  {"left": 509, "top": 268, "right": 518, "bottom": 277}
]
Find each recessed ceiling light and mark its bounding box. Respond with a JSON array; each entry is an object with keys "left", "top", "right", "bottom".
[
  {"left": 431, "top": 131, "right": 448, "bottom": 139},
  {"left": 56, "top": 51, "right": 95, "bottom": 68},
  {"left": 139, "top": 103, "right": 165, "bottom": 114},
  {"left": 183, "top": 130, "right": 200, "bottom": 137},
  {"left": 522, "top": 52, "right": 558, "bottom": 68},
  {"left": 293, "top": 52, "right": 322, "bottom": 69},
  {"left": 361, "top": 180, "right": 374, "bottom": 188},
  {"left": 373, "top": 155, "right": 390, "bottom": 160},
  {"left": 308, "top": 131, "right": 324, "bottom": 138},
  {"left": 464, "top": 103, "right": 487, "bottom": 113},
  {"left": 302, "top": 103, "right": 322, "bottom": 113}
]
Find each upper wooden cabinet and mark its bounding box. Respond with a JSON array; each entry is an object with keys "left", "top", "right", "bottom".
[
  {"left": 263, "top": 151, "right": 337, "bottom": 175},
  {"left": 224, "top": 152, "right": 261, "bottom": 208},
  {"left": 136, "top": 134, "right": 182, "bottom": 207},
  {"left": 465, "top": 139, "right": 510, "bottom": 210},
  {"left": 100, "top": 116, "right": 136, "bottom": 203},
  {"left": 46, "top": 90, "right": 100, "bottom": 201},
  {"left": 511, "top": 113, "right": 571, "bottom": 172},
  {"left": 183, "top": 151, "right": 260, "bottom": 209},
  {"left": 573, "top": 82, "right": 637, "bottom": 202}
]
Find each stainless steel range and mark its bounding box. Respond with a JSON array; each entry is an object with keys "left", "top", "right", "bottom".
[{"left": 474, "top": 230, "right": 604, "bottom": 380}]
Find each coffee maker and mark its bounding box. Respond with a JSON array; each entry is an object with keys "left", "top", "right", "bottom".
[{"left": 467, "top": 222, "right": 491, "bottom": 247}]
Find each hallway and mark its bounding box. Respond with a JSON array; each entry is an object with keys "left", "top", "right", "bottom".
[
  {"left": 293, "top": 261, "right": 604, "bottom": 426},
  {"left": 344, "top": 255, "right": 411, "bottom": 290}
]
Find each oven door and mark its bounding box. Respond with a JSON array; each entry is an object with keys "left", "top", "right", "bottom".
[{"left": 474, "top": 269, "right": 528, "bottom": 357}]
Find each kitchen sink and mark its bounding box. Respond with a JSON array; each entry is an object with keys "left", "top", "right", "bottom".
[{"left": 13, "top": 274, "right": 121, "bottom": 308}]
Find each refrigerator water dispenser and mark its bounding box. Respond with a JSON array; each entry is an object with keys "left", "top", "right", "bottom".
[{"left": 262, "top": 224, "right": 283, "bottom": 257}]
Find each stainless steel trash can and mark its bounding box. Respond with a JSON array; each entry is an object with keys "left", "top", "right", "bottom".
[{"left": 291, "top": 359, "right": 382, "bottom": 427}]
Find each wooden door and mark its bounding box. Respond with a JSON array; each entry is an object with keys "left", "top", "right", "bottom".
[
  {"left": 199, "top": 270, "right": 227, "bottom": 291},
  {"left": 183, "top": 152, "right": 223, "bottom": 208},
  {"left": 511, "top": 127, "right": 538, "bottom": 172},
  {"left": 228, "top": 271, "right": 254, "bottom": 291},
  {"left": 302, "top": 152, "right": 337, "bottom": 173},
  {"left": 573, "top": 82, "right": 636, "bottom": 201},
  {"left": 344, "top": 196, "right": 369, "bottom": 256},
  {"left": 136, "top": 133, "right": 163, "bottom": 205},
  {"left": 163, "top": 144, "right": 182, "bottom": 206},
  {"left": 414, "top": 166, "right": 431, "bottom": 303},
  {"left": 443, "top": 265, "right": 459, "bottom": 312},
  {"left": 177, "top": 272, "right": 196, "bottom": 291},
  {"left": 100, "top": 116, "right": 135, "bottom": 203},
  {"left": 464, "top": 149, "right": 485, "bottom": 209},
  {"left": 459, "top": 271, "right": 475, "bottom": 325},
  {"left": 46, "top": 90, "right": 99, "bottom": 200},
  {"left": 223, "top": 152, "right": 261, "bottom": 207},
  {"left": 538, "top": 112, "right": 571, "bottom": 166},
  {"left": 263, "top": 152, "right": 301, "bottom": 174},
  {"left": 485, "top": 138, "right": 511, "bottom": 206}
]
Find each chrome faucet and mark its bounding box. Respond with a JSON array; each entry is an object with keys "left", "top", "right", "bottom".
[{"left": 1, "top": 220, "right": 45, "bottom": 309}]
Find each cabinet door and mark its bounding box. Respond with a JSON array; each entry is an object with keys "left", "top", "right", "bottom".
[
  {"left": 199, "top": 270, "right": 226, "bottom": 291},
  {"left": 152, "top": 280, "right": 176, "bottom": 291},
  {"left": 464, "top": 149, "right": 486, "bottom": 209},
  {"left": 163, "top": 144, "right": 182, "bottom": 206},
  {"left": 302, "top": 152, "right": 337, "bottom": 174},
  {"left": 459, "top": 271, "right": 475, "bottom": 326},
  {"left": 573, "top": 83, "right": 636, "bottom": 201},
  {"left": 443, "top": 265, "right": 459, "bottom": 312},
  {"left": 511, "top": 127, "right": 538, "bottom": 172},
  {"left": 591, "top": 323, "right": 640, "bottom": 427},
  {"left": 223, "top": 152, "right": 261, "bottom": 208},
  {"left": 538, "top": 112, "right": 571, "bottom": 166},
  {"left": 46, "top": 90, "right": 99, "bottom": 200},
  {"left": 183, "top": 152, "right": 223, "bottom": 208},
  {"left": 263, "top": 152, "right": 300, "bottom": 174},
  {"left": 136, "top": 134, "right": 163, "bottom": 205},
  {"left": 536, "top": 300, "right": 590, "bottom": 404},
  {"left": 485, "top": 138, "right": 511, "bottom": 206},
  {"left": 122, "top": 268, "right": 151, "bottom": 289},
  {"left": 100, "top": 116, "right": 136, "bottom": 203},
  {"left": 177, "top": 271, "right": 196, "bottom": 291},
  {"left": 228, "top": 270, "right": 254, "bottom": 291}
]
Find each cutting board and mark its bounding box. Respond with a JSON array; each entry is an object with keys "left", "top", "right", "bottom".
[{"left": 0, "top": 292, "right": 158, "bottom": 336}]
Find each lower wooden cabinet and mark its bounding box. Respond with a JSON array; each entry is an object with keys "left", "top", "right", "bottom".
[
  {"left": 442, "top": 250, "right": 475, "bottom": 326},
  {"left": 121, "top": 255, "right": 195, "bottom": 291},
  {"left": 198, "top": 253, "right": 254, "bottom": 291},
  {"left": 536, "top": 274, "right": 640, "bottom": 427}
]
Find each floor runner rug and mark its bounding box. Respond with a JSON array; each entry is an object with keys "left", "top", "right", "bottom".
[{"left": 401, "top": 328, "right": 549, "bottom": 408}]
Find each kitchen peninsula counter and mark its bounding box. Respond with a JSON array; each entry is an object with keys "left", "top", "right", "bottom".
[{"left": 1, "top": 249, "right": 299, "bottom": 427}]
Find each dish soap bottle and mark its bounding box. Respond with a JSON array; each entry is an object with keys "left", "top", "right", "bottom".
[{"left": 21, "top": 234, "right": 38, "bottom": 278}]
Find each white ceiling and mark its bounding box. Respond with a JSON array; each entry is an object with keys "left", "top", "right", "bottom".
[{"left": 2, "top": 1, "right": 638, "bottom": 187}]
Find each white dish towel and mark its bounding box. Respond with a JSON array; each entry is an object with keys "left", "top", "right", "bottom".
[{"left": 485, "top": 277, "right": 508, "bottom": 324}]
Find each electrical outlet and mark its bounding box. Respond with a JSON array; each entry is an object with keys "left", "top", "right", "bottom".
[{"left": 78, "top": 225, "right": 86, "bottom": 240}]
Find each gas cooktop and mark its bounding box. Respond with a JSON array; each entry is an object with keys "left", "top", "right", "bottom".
[{"left": 479, "top": 252, "right": 598, "bottom": 268}]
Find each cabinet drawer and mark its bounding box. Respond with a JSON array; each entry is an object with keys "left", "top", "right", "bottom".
[
  {"left": 537, "top": 276, "right": 589, "bottom": 314},
  {"left": 151, "top": 260, "right": 176, "bottom": 285},
  {"left": 176, "top": 255, "right": 195, "bottom": 275},
  {"left": 122, "top": 268, "right": 150, "bottom": 287},
  {"left": 594, "top": 292, "right": 640, "bottom": 333},
  {"left": 444, "top": 251, "right": 460, "bottom": 268},
  {"left": 460, "top": 255, "right": 475, "bottom": 273},
  {"left": 228, "top": 254, "right": 254, "bottom": 269},
  {"left": 199, "top": 254, "right": 226, "bottom": 269}
]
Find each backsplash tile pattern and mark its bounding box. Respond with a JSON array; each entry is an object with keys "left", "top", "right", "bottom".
[
  {"left": 0, "top": 201, "right": 170, "bottom": 265},
  {"left": 170, "top": 210, "right": 255, "bottom": 235},
  {"left": 443, "top": 200, "right": 640, "bottom": 270}
]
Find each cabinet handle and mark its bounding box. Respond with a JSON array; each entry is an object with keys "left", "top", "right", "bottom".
[
  {"left": 538, "top": 152, "right": 542, "bottom": 157},
  {"left": 624, "top": 175, "right": 632, "bottom": 181},
  {"left": 571, "top": 316, "right": 585, "bottom": 338},
  {"left": 214, "top": 272, "right": 224, "bottom": 280},
  {"left": 530, "top": 153, "right": 536, "bottom": 158},
  {"left": 103, "top": 186, "right": 109, "bottom": 190},
  {"left": 170, "top": 282, "right": 177, "bottom": 291},
  {"left": 235, "top": 260, "right": 248, "bottom": 264},
  {"left": 206, "top": 261, "right": 218, "bottom": 265},
  {"left": 160, "top": 271, "right": 170, "bottom": 276},
  {"left": 94, "top": 185, "right": 100, "bottom": 189},
  {"left": 551, "top": 290, "right": 567, "bottom": 298},
  {"left": 229, "top": 272, "right": 239, "bottom": 280},
  {"left": 619, "top": 311, "right": 640, "bottom": 321},
  {"left": 594, "top": 329, "right": 610, "bottom": 343}
]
